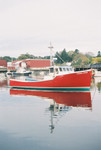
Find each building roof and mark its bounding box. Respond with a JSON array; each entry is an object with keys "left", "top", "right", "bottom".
[
  {"left": 26, "top": 59, "right": 51, "bottom": 68},
  {"left": 11, "top": 59, "right": 51, "bottom": 68},
  {"left": 0, "top": 59, "right": 7, "bottom": 67}
]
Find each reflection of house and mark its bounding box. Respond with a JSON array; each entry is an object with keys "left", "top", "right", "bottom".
[
  {"left": 0, "top": 59, "right": 7, "bottom": 72},
  {"left": 0, "top": 79, "right": 7, "bottom": 87},
  {"left": 7, "top": 59, "right": 51, "bottom": 75}
]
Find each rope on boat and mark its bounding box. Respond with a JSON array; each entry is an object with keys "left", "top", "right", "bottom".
[{"left": 51, "top": 49, "right": 66, "bottom": 64}]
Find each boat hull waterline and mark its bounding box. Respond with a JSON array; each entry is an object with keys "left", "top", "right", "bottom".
[{"left": 9, "top": 70, "right": 92, "bottom": 91}]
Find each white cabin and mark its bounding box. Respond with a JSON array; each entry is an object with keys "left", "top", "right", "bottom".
[
  {"left": 44, "top": 65, "right": 74, "bottom": 80},
  {"left": 49, "top": 65, "right": 74, "bottom": 76}
]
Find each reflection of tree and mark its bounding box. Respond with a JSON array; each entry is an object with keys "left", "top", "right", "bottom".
[
  {"left": 90, "top": 78, "right": 96, "bottom": 90},
  {"left": 97, "top": 82, "right": 101, "bottom": 92},
  {"left": 91, "top": 78, "right": 101, "bottom": 92}
]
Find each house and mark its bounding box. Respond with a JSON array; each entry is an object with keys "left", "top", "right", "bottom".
[
  {"left": 0, "top": 59, "right": 7, "bottom": 72},
  {"left": 26, "top": 59, "right": 51, "bottom": 69},
  {"left": 7, "top": 59, "right": 51, "bottom": 75},
  {"left": 0, "top": 59, "right": 7, "bottom": 67}
]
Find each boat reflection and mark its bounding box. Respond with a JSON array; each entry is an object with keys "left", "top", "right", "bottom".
[
  {"left": 0, "top": 79, "right": 7, "bottom": 88},
  {"left": 10, "top": 89, "right": 92, "bottom": 133},
  {"left": 10, "top": 89, "right": 91, "bottom": 108}
]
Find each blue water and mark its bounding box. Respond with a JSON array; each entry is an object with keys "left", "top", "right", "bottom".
[{"left": 0, "top": 76, "right": 101, "bottom": 150}]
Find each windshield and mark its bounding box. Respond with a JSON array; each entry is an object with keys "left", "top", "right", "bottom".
[{"left": 50, "top": 68, "right": 54, "bottom": 73}]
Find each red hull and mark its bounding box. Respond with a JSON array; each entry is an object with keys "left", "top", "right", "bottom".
[
  {"left": 10, "top": 89, "right": 91, "bottom": 108},
  {"left": 9, "top": 70, "right": 92, "bottom": 90}
]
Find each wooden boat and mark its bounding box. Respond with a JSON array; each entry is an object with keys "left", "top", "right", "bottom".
[
  {"left": 9, "top": 65, "right": 92, "bottom": 91},
  {"left": 10, "top": 89, "right": 91, "bottom": 108}
]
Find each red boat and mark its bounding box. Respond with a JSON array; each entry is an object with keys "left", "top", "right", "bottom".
[
  {"left": 10, "top": 89, "right": 91, "bottom": 108},
  {"left": 9, "top": 66, "right": 92, "bottom": 91}
]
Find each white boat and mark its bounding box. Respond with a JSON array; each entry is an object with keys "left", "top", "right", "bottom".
[{"left": 13, "top": 68, "right": 32, "bottom": 76}]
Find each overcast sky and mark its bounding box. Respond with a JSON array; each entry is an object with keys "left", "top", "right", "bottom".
[{"left": 0, "top": 0, "right": 101, "bottom": 57}]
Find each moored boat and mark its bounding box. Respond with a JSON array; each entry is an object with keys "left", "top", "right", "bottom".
[
  {"left": 9, "top": 44, "right": 92, "bottom": 91},
  {"left": 9, "top": 67, "right": 92, "bottom": 91},
  {"left": 13, "top": 70, "right": 32, "bottom": 76}
]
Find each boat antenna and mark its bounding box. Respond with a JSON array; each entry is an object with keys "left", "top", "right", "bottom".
[{"left": 48, "top": 42, "right": 54, "bottom": 66}]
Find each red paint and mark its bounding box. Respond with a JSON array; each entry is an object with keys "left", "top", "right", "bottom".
[
  {"left": 0, "top": 59, "right": 7, "bottom": 67},
  {"left": 10, "top": 70, "right": 92, "bottom": 88},
  {"left": 10, "top": 89, "right": 91, "bottom": 108}
]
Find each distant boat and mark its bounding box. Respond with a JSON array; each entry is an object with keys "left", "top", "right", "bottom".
[
  {"left": 7, "top": 59, "right": 32, "bottom": 76},
  {"left": 13, "top": 70, "right": 32, "bottom": 76},
  {"left": 7, "top": 66, "right": 32, "bottom": 76},
  {"left": 9, "top": 65, "right": 92, "bottom": 91},
  {"left": 6, "top": 71, "right": 32, "bottom": 76}
]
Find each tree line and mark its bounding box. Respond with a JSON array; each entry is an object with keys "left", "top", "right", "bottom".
[{"left": 0, "top": 49, "right": 101, "bottom": 68}]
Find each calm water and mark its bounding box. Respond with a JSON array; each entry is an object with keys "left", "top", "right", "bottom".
[{"left": 0, "top": 75, "right": 101, "bottom": 150}]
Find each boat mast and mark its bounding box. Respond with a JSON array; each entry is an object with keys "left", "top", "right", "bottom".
[{"left": 48, "top": 42, "right": 54, "bottom": 66}]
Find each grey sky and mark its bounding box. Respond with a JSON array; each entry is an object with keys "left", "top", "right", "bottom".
[{"left": 0, "top": 0, "right": 101, "bottom": 57}]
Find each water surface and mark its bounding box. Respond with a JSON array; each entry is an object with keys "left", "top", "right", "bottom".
[{"left": 0, "top": 76, "right": 101, "bottom": 150}]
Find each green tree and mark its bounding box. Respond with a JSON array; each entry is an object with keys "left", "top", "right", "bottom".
[
  {"left": 17, "top": 53, "right": 35, "bottom": 60},
  {"left": 61, "top": 49, "right": 69, "bottom": 62},
  {"left": 75, "top": 49, "right": 79, "bottom": 54},
  {"left": 72, "top": 53, "right": 90, "bottom": 68},
  {"left": 55, "top": 51, "right": 62, "bottom": 64},
  {"left": 97, "top": 51, "right": 101, "bottom": 57},
  {"left": 43, "top": 56, "right": 50, "bottom": 59},
  {"left": 71, "top": 49, "right": 80, "bottom": 60},
  {"left": 85, "top": 52, "right": 94, "bottom": 64},
  {"left": 67, "top": 51, "right": 74, "bottom": 61},
  {"left": 55, "top": 49, "right": 72, "bottom": 64},
  {"left": 3, "top": 56, "right": 11, "bottom": 62}
]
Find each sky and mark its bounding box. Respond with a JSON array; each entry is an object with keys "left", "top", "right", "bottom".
[{"left": 0, "top": 0, "right": 101, "bottom": 57}]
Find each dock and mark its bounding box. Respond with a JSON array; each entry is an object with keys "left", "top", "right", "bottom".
[{"left": 0, "top": 67, "right": 7, "bottom": 73}]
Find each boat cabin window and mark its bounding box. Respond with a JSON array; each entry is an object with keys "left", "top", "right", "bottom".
[
  {"left": 55, "top": 68, "right": 59, "bottom": 73},
  {"left": 50, "top": 68, "right": 54, "bottom": 73},
  {"left": 66, "top": 68, "right": 69, "bottom": 71},
  {"left": 59, "top": 68, "right": 62, "bottom": 72},
  {"left": 63, "top": 68, "right": 66, "bottom": 71},
  {"left": 66, "top": 67, "right": 72, "bottom": 71}
]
